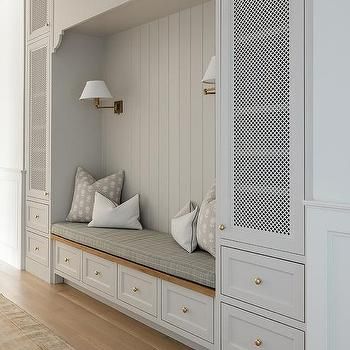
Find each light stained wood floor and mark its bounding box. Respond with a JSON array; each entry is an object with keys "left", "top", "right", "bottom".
[{"left": 0, "top": 261, "right": 190, "bottom": 350}]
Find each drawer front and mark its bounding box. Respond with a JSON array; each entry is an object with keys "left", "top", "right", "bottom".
[
  {"left": 26, "top": 201, "right": 49, "bottom": 234},
  {"left": 222, "top": 247, "right": 304, "bottom": 320},
  {"left": 118, "top": 266, "right": 157, "bottom": 316},
  {"left": 162, "top": 281, "right": 214, "bottom": 342},
  {"left": 26, "top": 231, "right": 48, "bottom": 266},
  {"left": 83, "top": 252, "right": 116, "bottom": 297},
  {"left": 55, "top": 241, "right": 82, "bottom": 280},
  {"left": 222, "top": 303, "right": 304, "bottom": 350}
]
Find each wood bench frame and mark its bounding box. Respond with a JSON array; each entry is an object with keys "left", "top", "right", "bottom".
[{"left": 51, "top": 234, "right": 215, "bottom": 298}]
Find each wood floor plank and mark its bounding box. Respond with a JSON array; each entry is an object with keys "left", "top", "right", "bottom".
[{"left": 0, "top": 261, "right": 190, "bottom": 350}]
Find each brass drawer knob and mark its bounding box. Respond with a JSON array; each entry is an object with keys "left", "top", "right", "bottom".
[
  {"left": 132, "top": 287, "right": 138, "bottom": 293},
  {"left": 94, "top": 271, "right": 101, "bottom": 276},
  {"left": 255, "top": 339, "right": 263, "bottom": 347},
  {"left": 44, "top": 191, "right": 49, "bottom": 196},
  {"left": 254, "top": 277, "right": 263, "bottom": 286},
  {"left": 35, "top": 215, "right": 39, "bottom": 219},
  {"left": 34, "top": 247, "right": 39, "bottom": 251},
  {"left": 64, "top": 257, "right": 69, "bottom": 263},
  {"left": 218, "top": 224, "right": 225, "bottom": 231},
  {"left": 182, "top": 306, "right": 189, "bottom": 314}
]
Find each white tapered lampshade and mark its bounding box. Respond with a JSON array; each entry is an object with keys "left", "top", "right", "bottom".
[
  {"left": 202, "top": 56, "right": 216, "bottom": 84},
  {"left": 80, "top": 80, "right": 112, "bottom": 100}
]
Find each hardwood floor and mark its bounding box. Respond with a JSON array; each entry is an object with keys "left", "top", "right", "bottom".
[{"left": 0, "top": 261, "right": 191, "bottom": 350}]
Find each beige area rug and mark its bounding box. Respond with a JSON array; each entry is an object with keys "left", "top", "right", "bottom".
[{"left": 0, "top": 294, "right": 74, "bottom": 350}]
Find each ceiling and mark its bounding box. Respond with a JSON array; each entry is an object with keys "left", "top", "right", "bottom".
[{"left": 70, "top": 0, "right": 208, "bottom": 37}]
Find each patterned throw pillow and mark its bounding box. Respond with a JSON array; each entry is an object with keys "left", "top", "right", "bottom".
[
  {"left": 197, "top": 183, "right": 216, "bottom": 257},
  {"left": 66, "top": 167, "right": 124, "bottom": 223}
]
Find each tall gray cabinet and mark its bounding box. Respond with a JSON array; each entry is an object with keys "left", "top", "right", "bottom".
[
  {"left": 25, "top": 0, "right": 52, "bottom": 282},
  {"left": 217, "top": 0, "right": 306, "bottom": 348}
]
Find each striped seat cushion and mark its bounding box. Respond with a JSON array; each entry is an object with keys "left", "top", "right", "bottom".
[{"left": 52, "top": 222, "right": 215, "bottom": 288}]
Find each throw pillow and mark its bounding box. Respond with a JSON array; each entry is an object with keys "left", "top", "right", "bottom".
[
  {"left": 66, "top": 167, "right": 124, "bottom": 223},
  {"left": 88, "top": 192, "right": 142, "bottom": 230},
  {"left": 171, "top": 201, "right": 198, "bottom": 253},
  {"left": 197, "top": 183, "right": 216, "bottom": 257}
]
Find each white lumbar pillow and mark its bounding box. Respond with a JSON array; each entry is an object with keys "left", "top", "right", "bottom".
[
  {"left": 88, "top": 192, "right": 142, "bottom": 230},
  {"left": 171, "top": 201, "right": 198, "bottom": 253}
]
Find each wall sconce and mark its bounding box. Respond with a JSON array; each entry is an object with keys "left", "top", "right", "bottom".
[
  {"left": 80, "top": 80, "right": 124, "bottom": 114},
  {"left": 202, "top": 56, "right": 216, "bottom": 95}
]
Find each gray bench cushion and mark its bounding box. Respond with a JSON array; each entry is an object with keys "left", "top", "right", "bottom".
[{"left": 52, "top": 222, "right": 215, "bottom": 289}]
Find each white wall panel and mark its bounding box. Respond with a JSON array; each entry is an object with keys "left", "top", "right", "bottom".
[
  {"left": 0, "top": 0, "right": 24, "bottom": 170},
  {"left": 306, "top": 204, "right": 350, "bottom": 350},
  {"left": 0, "top": 169, "right": 23, "bottom": 269},
  {"left": 313, "top": 0, "right": 350, "bottom": 203},
  {"left": 102, "top": 1, "right": 215, "bottom": 233},
  {"left": 0, "top": 0, "right": 24, "bottom": 268}
]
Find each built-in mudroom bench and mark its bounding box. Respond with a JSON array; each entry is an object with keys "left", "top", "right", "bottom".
[{"left": 51, "top": 223, "right": 215, "bottom": 349}]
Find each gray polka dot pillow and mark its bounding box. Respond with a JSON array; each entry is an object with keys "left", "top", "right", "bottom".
[
  {"left": 66, "top": 167, "right": 124, "bottom": 223},
  {"left": 197, "top": 183, "right": 216, "bottom": 257}
]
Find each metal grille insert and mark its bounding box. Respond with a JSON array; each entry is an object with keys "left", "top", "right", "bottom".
[
  {"left": 232, "top": 0, "right": 291, "bottom": 235},
  {"left": 30, "top": 46, "right": 47, "bottom": 192},
  {"left": 31, "top": 0, "right": 48, "bottom": 33}
]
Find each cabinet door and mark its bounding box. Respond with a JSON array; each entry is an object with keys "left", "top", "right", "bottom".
[
  {"left": 218, "top": 0, "right": 305, "bottom": 254},
  {"left": 26, "top": 0, "right": 50, "bottom": 41},
  {"left": 26, "top": 36, "right": 50, "bottom": 201}
]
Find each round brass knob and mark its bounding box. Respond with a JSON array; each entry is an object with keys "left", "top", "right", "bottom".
[
  {"left": 254, "top": 277, "right": 262, "bottom": 286},
  {"left": 64, "top": 257, "right": 69, "bottom": 263},
  {"left": 35, "top": 247, "right": 39, "bottom": 251},
  {"left": 94, "top": 271, "right": 101, "bottom": 276},
  {"left": 254, "top": 339, "right": 263, "bottom": 347},
  {"left": 132, "top": 287, "right": 138, "bottom": 293},
  {"left": 218, "top": 224, "right": 225, "bottom": 231},
  {"left": 35, "top": 215, "right": 39, "bottom": 219},
  {"left": 182, "top": 306, "right": 189, "bottom": 314},
  {"left": 44, "top": 191, "right": 49, "bottom": 196}
]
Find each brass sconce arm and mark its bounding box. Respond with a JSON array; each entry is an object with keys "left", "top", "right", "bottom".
[
  {"left": 94, "top": 98, "right": 124, "bottom": 114},
  {"left": 203, "top": 87, "right": 216, "bottom": 95}
]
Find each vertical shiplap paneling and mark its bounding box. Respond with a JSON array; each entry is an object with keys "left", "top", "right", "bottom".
[
  {"left": 190, "top": 5, "right": 203, "bottom": 205},
  {"left": 130, "top": 28, "right": 141, "bottom": 197},
  {"left": 168, "top": 12, "right": 180, "bottom": 228},
  {"left": 103, "top": 1, "right": 215, "bottom": 233},
  {"left": 202, "top": 0, "right": 216, "bottom": 194},
  {"left": 117, "top": 32, "right": 133, "bottom": 200},
  {"left": 139, "top": 24, "right": 151, "bottom": 228},
  {"left": 179, "top": 8, "right": 191, "bottom": 209},
  {"left": 149, "top": 20, "right": 159, "bottom": 229},
  {"left": 158, "top": 17, "right": 169, "bottom": 232}
]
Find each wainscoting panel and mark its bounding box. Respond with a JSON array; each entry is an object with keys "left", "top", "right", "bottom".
[
  {"left": 0, "top": 168, "right": 23, "bottom": 269},
  {"left": 306, "top": 203, "right": 350, "bottom": 350},
  {"left": 102, "top": 0, "right": 215, "bottom": 233}
]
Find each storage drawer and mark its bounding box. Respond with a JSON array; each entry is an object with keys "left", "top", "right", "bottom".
[
  {"left": 26, "top": 201, "right": 49, "bottom": 234},
  {"left": 83, "top": 252, "right": 116, "bottom": 297},
  {"left": 222, "top": 247, "right": 304, "bottom": 320},
  {"left": 118, "top": 266, "right": 157, "bottom": 316},
  {"left": 26, "top": 231, "right": 48, "bottom": 266},
  {"left": 222, "top": 303, "right": 304, "bottom": 350},
  {"left": 161, "top": 281, "right": 214, "bottom": 343},
  {"left": 55, "top": 241, "right": 82, "bottom": 280}
]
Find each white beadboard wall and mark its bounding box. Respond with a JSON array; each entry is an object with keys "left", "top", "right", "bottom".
[{"left": 101, "top": 0, "right": 215, "bottom": 233}]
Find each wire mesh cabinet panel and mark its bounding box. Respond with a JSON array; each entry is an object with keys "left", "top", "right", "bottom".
[
  {"left": 26, "top": 36, "right": 50, "bottom": 201},
  {"left": 218, "top": 0, "right": 304, "bottom": 255},
  {"left": 26, "top": 0, "right": 50, "bottom": 41}
]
